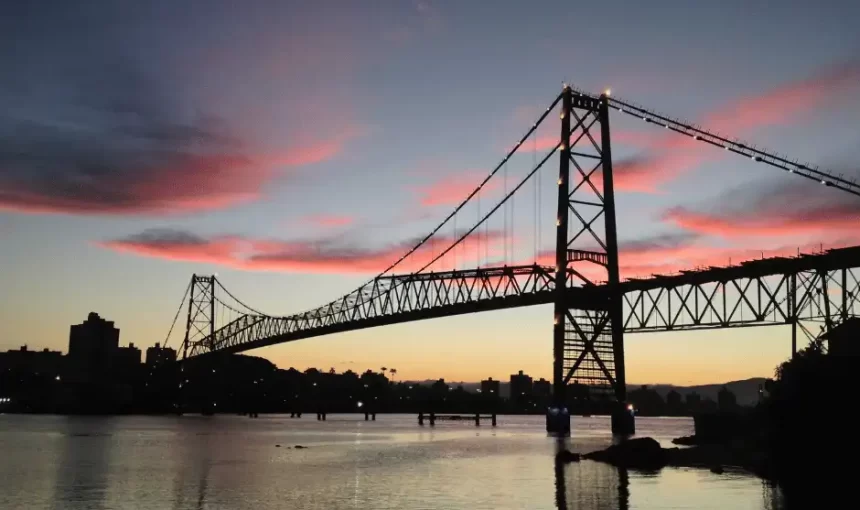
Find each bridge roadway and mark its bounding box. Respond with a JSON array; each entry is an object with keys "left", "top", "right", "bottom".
[{"left": 187, "top": 245, "right": 860, "bottom": 358}]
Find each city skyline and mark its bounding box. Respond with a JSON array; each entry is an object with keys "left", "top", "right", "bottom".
[{"left": 2, "top": 1, "right": 860, "bottom": 385}]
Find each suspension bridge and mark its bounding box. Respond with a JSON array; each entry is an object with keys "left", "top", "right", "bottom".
[{"left": 164, "top": 85, "right": 860, "bottom": 434}]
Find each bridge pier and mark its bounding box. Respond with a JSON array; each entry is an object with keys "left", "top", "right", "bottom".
[
  {"left": 546, "top": 407, "right": 571, "bottom": 435},
  {"left": 611, "top": 403, "right": 635, "bottom": 436}
]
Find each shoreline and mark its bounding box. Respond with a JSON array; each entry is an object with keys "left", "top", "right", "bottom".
[{"left": 578, "top": 436, "right": 773, "bottom": 479}]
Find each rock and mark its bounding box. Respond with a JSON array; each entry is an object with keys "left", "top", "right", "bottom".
[
  {"left": 556, "top": 450, "right": 581, "bottom": 463},
  {"left": 671, "top": 435, "right": 698, "bottom": 446},
  {"left": 294, "top": 445, "right": 307, "bottom": 449},
  {"left": 584, "top": 437, "right": 667, "bottom": 470},
  {"left": 710, "top": 465, "right": 725, "bottom": 474}
]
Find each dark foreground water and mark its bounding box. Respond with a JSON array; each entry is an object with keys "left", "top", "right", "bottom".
[{"left": 0, "top": 414, "right": 784, "bottom": 509}]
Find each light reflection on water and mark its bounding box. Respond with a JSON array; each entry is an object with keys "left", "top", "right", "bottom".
[{"left": 0, "top": 414, "right": 784, "bottom": 509}]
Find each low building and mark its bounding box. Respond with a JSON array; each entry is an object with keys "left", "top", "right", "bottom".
[
  {"left": 533, "top": 378, "right": 551, "bottom": 398},
  {"left": 114, "top": 343, "right": 141, "bottom": 371},
  {"left": 145, "top": 343, "right": 177, "bottom": 367},
  {"left": 510, "top": 370, "right": 533, "bottom": 400},
  {"left": 0, "top": 345, "right": 64, "bottom": 376},
  {"left": 480, "top": 377, "right": 500, "bottom": 396}
]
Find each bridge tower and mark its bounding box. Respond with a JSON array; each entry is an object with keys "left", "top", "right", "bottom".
[
  {"left": 548, "top": 86, "right": 633, "bottom": 435},
  {"left": 181, "top": 274, "right": 216, "bottom": 360}
]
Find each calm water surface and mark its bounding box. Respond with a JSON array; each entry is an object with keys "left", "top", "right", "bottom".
[{"left": 0, "top": 414, "right": 784, "bottom": 509}]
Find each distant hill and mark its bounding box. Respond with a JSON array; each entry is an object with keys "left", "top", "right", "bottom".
[
  {"left": 402, "top": 377, "right": 768, "bottom": 405},
  {"left": 634, "top": 378, "right": 768, "bottom": 407}
]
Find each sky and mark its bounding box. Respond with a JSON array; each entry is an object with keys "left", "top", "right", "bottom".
[{"left": 2, "top": 0, "right": 860, "bottom": 385}]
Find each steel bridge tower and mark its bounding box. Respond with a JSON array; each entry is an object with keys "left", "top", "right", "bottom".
[
  {"left": 181, "top": 274, "right": 216, "bottom": 361},
  {"left": 548, "top": 86, "right": 632, "bottom": 435}
]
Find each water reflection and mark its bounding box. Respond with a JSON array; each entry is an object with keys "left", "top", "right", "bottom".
[
  {"left": 554, "top": 439, "right": 629, "bottom": 510},
  {"left": 52, "top": 417, "right": 118, "bottom": 510},
  {"left": 171, "top": 421, "right": 213, "bottom": 510}
]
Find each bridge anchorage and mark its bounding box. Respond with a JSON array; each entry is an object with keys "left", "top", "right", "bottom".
[{"left": 167, "top": 84, "right": 860, "bottom": 436}]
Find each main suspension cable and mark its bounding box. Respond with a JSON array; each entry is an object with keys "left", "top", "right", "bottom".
[
  {"left": 603, "top": 94, "right": 860, "bottom": 197},
  {"left": 162, "top": 279, "right": 192, "bottom": 349}
]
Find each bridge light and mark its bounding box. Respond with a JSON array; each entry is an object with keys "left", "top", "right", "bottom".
[
  {"left": 693, "top": 135, "right": 700, "bottom": 140},
  {"left": 558, "top": 178, "right": 563, "bottom": 185},
  {"left": 556, "top": 218, "right": 561, "bottom": 226},
  {"left": 604, "top": 88, "right": 611, "bottom": 96},
  {"left": 618, "top": 108, "right": 624, "bottom": 113}
]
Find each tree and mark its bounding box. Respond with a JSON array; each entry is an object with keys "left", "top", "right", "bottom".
[{"left": 761, "top": 336, "right": 854, "bottom": 500}]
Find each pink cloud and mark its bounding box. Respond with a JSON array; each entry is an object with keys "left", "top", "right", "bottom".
[
  {"left": 663, "top": 197, "right": 860, "bottom": 242},
  {"left": 299, "top": 214, "right": 356, "bottom": 228},
  {"left": 99, "top": 228, "right": 507, "bottom": 275},
  {"left": 0, "top": 132, "right": 359, "bottom": 216},
  {"left": 414, "top": 172, "right": 499, "bottom": 207}
]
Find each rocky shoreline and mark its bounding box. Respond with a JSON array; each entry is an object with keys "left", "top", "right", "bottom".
[{"left": 558, "top": 437, "right": 773, "bottom": 478}]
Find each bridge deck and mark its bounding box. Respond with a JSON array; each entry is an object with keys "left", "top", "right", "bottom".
[{"left": 188, "top": 246, "right": 860, "bottom": 358}]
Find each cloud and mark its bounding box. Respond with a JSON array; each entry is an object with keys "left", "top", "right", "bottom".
[
  {"left": 611, "top": 59, "right": 860, "bottom": 191},
  {"left": 100, "top": 228, "right": 506, "bottom": 275},
  {"left": 662, "top": 177, "right": 860, "bottom": 242},
  {"left": 0, "top": 112, "right": 348, "bottom": 216},
  {"left": 703, "top": 62, "right": 860, "bottom": 133},
  {"left": 414, "top": 172, "right": 499, "bottom": 207},
  {"left": 299, "top": 214, "right": 356, "bottom": 228},
  {"left": 0, "top": 8, "right": 354, "bottom": 217}
]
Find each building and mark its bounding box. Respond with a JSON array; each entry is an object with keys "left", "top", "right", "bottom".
[
  {"left": 0, "top": 345, "right": 64, "bottom": 375},
  {"left": 114, "top": 343, "right": 141, "bottom": 372},
  {"left": 480, "top": 377, "right": 500, "bottom": 396},
  {"left": 822, "top": 317, "right": 860, "bottom": 357},
  {"left": 510, "top": 370, "right": 533, "bottom": 407},
  {"left": 533, "top": 378, "right": 551, "bottom": 398},
  {"left": 145, "top": 343, "right": 177, "bottom": 368},
  {"left": 68, "top": 312, "right": 120, "bottom": 371}
]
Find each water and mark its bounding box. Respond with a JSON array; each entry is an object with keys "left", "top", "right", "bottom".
[{"left": 0, "top": 414, "right": 784, "bottom": 509}]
